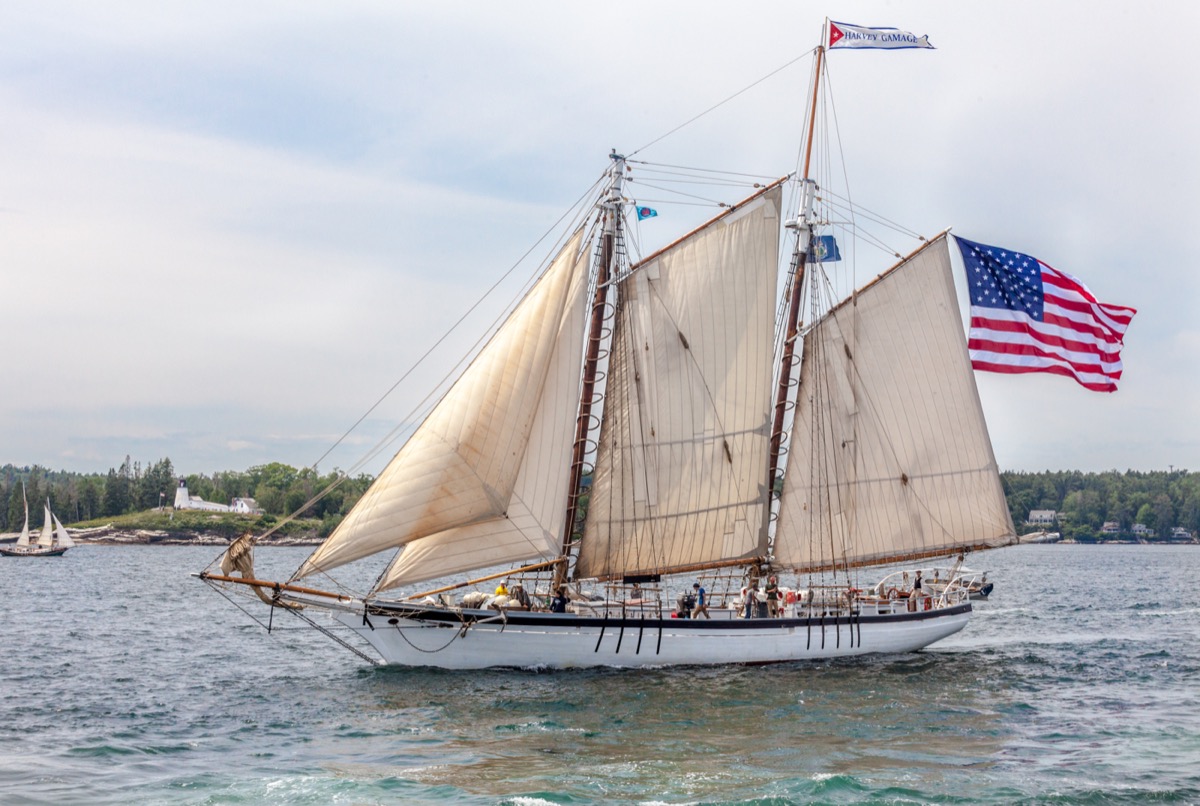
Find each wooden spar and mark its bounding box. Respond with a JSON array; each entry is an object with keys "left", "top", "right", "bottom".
[
  {"left": 198, "top": 572, "right": 352, "bottom": 601},
  {"left": 589, "top": 556, "right": 766, "bottom": 584},
  {"left": 767, "top": 44, "right": 826, "bottom": 497},
  {"left": 783, "top": 541, "right": 1011, "bottom": 577},
  {"left": 405, "top": 558, "right": 565, "bottom": 600}
]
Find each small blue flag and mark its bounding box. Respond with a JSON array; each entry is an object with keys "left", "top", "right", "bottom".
[
  {"left": 636, "top": 206, "right": 658, "bottom": 221},
  {"left": 808, "top": 234, "right": 841, "bottom": 263}
]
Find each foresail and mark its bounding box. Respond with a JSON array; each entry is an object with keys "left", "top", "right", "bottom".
[
  {"left": 372, "top": 233, "right": 589, "bottom": 590},
  {"left": 294, "top": 230, "right": 589, "bottom": 581},
  {"left": 576, "top": 186, "right": 782, "bottom": 580},
  {"left": 773, "top": 235, "right": 1015, "bottom": 572}
]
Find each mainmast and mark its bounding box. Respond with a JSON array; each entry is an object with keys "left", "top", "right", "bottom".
[
  {"left": 558, "top": 151, "right": 625, "bottom": 584},
  {"left": 766, "top": 42, "right": 825, "bottom": 550}
]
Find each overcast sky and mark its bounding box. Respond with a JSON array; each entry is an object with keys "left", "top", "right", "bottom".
[{"left": 2, "top": 1, "right": 1196, "bottom": 478}]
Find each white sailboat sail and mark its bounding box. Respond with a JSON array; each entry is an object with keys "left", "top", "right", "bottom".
[
  {"left": 53, "top": 513, "right": 76, "bottom": 549},
  {"left": 36, "top": 504, "right": 54, "bottom": 548},
  {"left": 773, "top": 236, "right": 1016, "bottom": 572},
  {"left": 295, "top": 229, "right": 590, "bottom": 582},
  {"left": 16, "top": 490, "right": 30, "bottom": 547},
  {"left": 576, "top": 186, "right": 782, "bottom": 580}
]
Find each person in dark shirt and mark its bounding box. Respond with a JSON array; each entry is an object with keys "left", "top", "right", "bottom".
[{"left": 549, "top": 586, "right": 569, "bottom": 613}]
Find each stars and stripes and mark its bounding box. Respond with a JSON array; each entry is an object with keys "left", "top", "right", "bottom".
[{"left": 954, "top": 236, "right": 1136, "bottom": 393}]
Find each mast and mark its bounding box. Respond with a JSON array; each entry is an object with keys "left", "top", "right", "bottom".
[
  {"left": 767, "top": 43, "right": 825, "bottom": 530},
  {"left": 558, "top": 151, "right": 624, "bottom": 583}
]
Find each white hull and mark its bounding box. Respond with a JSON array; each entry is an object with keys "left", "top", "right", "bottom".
[{"left": 318, "top": 600, "right": 972, "bottom": 669}]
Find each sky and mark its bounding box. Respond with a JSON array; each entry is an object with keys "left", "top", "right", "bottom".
[{"left": 2, "top": 1, "right": 1197, "bottom": 478}]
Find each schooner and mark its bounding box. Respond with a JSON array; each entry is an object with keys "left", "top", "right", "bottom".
[{"left": 200, "top": 24, "right": 1017, "bottom": 668}]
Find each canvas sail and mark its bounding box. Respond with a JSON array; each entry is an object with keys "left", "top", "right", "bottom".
[
  {"left": 296, "top": 230, "right": 589, "bottom": 580},
  {"left": 576, "top": 186, "right": 782, "bottom": 580},
  {"left": 16, "top": 493, "right": 30, "bottom": 547},
  {"left": 773, "top": 235, "right": 1015, "bottom": 572},
  {"left": 370, "top": 232, "right": 590, "bottom": 590},
  {"left": 37, "top": 505, "right": 54, "bottom": 547},
  {"left": 53, "top": 513, "right": 76, "bottom": 549}
]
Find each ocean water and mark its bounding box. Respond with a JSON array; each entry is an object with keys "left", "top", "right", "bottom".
[{"left": 1, "top": 543, "right": 1198, "bottom": 805}]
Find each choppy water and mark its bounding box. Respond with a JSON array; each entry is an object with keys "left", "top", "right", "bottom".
[{"left": 2, "top": 544, "right": 1198, "bottom": 804}]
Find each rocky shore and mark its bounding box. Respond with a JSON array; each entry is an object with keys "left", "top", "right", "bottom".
[{"left": 0, "top": 523, "right": 320, "bottom": 547}]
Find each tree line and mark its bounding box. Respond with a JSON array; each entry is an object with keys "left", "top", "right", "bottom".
[
  {"left": 3, "top": 461, "right": 1197, "bottom": 543},
  {"left": 1, "top": 458, "right": 371, "bottom": 532},
  {"left": 1002, "top": 469, "right": 1199, "bottom": 540}
]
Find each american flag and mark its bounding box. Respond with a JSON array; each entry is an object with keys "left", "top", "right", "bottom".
[{"left": 954, "top": 236, "right": 1136, "bottom": 393}]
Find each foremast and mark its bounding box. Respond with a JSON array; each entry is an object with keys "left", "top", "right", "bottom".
[{"left": 557, "top": 151, "right": 625, "bottom": 586}]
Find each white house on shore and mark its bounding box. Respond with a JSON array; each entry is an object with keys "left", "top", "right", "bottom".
[
  {"left": 1027, "top": 509, "right": 1058, "bottom": 527},
  {"left": 173, "top": 479, "right": 261, "bottom": 514}
]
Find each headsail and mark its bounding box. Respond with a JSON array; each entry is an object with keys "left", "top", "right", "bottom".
[
  {"left": 773, "top": 235, "right": 1016, "bottom": 573},
  {"left": 576, "top": 186, "right": 783, "bottom": 580},
  {"left": 295, "top": 229, "right": 590, "bottom": 583}
]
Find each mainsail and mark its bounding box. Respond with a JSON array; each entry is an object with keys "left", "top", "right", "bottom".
[
  {"left": 295, "top": 230, "right": 589, "bottom": 584},
  {"left": 53, "top": 513, "right": 76, "bottom": 549},
  {"left": 576, "top": 186, "right": 783, "bottom": 580},
  {"left": 773, "top": 235, "right": 1016, "bottom": 572},
  {"left": 16, "top": 490, "right": 30, "bottom": 547}
]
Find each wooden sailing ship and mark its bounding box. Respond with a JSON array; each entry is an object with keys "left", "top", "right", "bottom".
[{"left": 201, "top": 25, "right": 1016, "bottom": 668}]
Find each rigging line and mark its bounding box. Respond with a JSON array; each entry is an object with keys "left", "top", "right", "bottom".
[
  {"left": 629, "top": 179, "right": 738, "bottom": 208},
  {"left": 628, "top": 175, "right": 766, "bottom": 190},
  {"left": 306, "top": 173, "right": 606, "bottom": 474},
  {"left": 819, "top": 198, "right": 921, "bottom": 250},
  {"left": 819, "top": 189, "right": 924, "bottom": 241},
  {"left": 628, "top": 160, "right": 784, "bottom": 181},
  {"left": 630, "top": 49, "right": 814, "bottom": 157}
]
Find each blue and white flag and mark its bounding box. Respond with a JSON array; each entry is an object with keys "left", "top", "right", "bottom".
[
  {"left": 636, "top": 206, "right": 658, "bottom": 221},
  {"left": 808, "top": 234, "right": 841, "bottom": 263},
  {"left": 828, "top": 21, "right": 934, "bottom": 50}
]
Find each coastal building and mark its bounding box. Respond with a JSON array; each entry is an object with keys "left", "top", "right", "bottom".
[
  {"left": 1100, "top": 521, "right": 1121, "bottom": 535},
  {"left": 1027, "top": 509, "right": 1057, "bottom": 527},
  {"left": 1131, "top": 523, "right": 1154, "bottom": 538},
  {"left": 232, "top": 497, "right": 263, "bottom": 515},
  {"left": 173, "top": 479, "right": 232, "bottom": 513}
]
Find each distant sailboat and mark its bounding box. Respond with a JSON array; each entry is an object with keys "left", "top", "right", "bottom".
[
  {"left": 1, "top": 492, "right": 75, "bottom": 558},
  {"left": 202, "top": 22, "right": 1018, "bottom": 668}
]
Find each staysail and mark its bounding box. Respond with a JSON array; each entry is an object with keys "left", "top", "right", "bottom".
[
  {"left": 295, "top": 230, "right": 589, "bottom": 583},
  {"left": 773, "top": 235, "right": 1015, "bottom": 572},
  {"left": 575, "top": 186, "right": 783, "bottom": 580}
]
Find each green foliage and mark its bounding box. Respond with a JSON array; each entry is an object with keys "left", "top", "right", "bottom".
[
  {"left": 1002, "top": 468, "right": 1197, "bottom": 540},
  {"left": 0, "top": 459, "right": 373, "bottom": 530}
]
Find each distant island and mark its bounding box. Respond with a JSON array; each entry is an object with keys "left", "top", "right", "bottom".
[{"left": 2, "top": 460, "right": 1197, "bottom": 546}]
